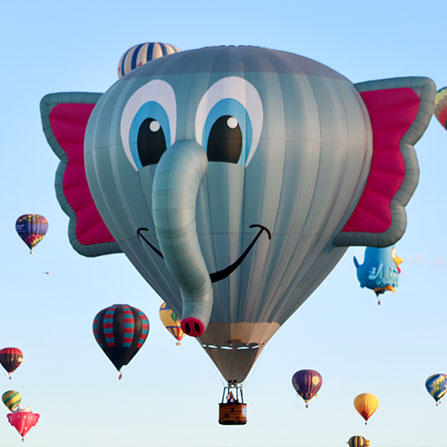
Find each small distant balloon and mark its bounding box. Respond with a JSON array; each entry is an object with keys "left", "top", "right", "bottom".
[
  {"left": 2, "top": 390, "right": 22, "bottom": 412},
  {"left": 93, "top": 304, "right": 149, "bottom": 378},
  {"left": 425, "top": 374, "right": 447, "bottom": 405},
  {"left": 159, "top": 302, "right": 184, "bottom": 346},
  {"left": 354, "top": 393, "right": 379, "bottom": 424},
  {"left": 118, "top": 42, "right": 180, "bottom": 78},
  {"left": 348, "top": 435, "right": 371, "bottom": 447},
  {"left": 434, "top": 87, "right": 447, "bottom": 130},
  {"left": 7, "top": 408, "right": 40, "bottom": 441},
  {"left": 292, "top": 369, "right": 322, "bottom": 407},
  {"left": 15, "top": 214, "right": 48, "bottom": 254},
  {"left": 0, "top": 347, "right": 23, "bottom": 378}
]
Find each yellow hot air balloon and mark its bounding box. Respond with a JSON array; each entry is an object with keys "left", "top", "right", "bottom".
[
  {"left": 348, "top": 436, "right": 370, "bottom": 447},
  {"left": 354, "top": 393, "right": 379, "bottom": 424},
  {"left": 159, "top": 302, "right": 184, "bottom": 346},
  {"left": 2, "top": 390, "right": 22, "bottom": 412}
]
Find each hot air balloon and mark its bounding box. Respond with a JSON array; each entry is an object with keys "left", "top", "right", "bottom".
[
  {"left": 434, "top": 87, "right": 447, "bottom": 130},
  {"left": 2, "top": 391, "right": 22, "bottom": 412},
  {"left": 292, "top": 369, "right": 322, "bottom": 407},
  {"left": 41, "top": 45, "right": 435, "bottom": 393},
  {"left": 118, "top": 42, "right": 180, "bottom": 78},
  {"left": 15, "top": 214, "right": 48, "bottom": 254},
  {"left": 353, "top": 246, "right": 402, "bottom": 304},
  {"left": 159, "top": 302, "right": 184, "bottom": 346},
  {"left": 93, "top": 304, "right": 149, "bottom": 378},
  {"left": 425, "top": 374, "right": 447, "bottom": 405},
  {"left": 0, "top": 348, "right": 23, "bottom": 378},
  {"left": 354, "top": 393, "right": 379, "bottom": 425},
  {"left": 7, "top": 408, "right": 40, "bottom": 441},
  {"left": 348, "top": 436, "right": 371, "bottom": 447}
]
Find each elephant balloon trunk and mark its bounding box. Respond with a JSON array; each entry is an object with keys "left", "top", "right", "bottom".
[{"left": 152, "top": 141, "right": 213, "bottom": 337}]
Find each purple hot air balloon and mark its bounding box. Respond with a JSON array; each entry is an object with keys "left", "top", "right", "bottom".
[
  {"left": 15, "top": 214, "right": 48, "bottom": 254},
  {"left": 292, "top": 369, "right": 322, "bottom": 407}
]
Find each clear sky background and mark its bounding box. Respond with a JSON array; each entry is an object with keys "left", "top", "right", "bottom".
[{"left": 0, "top": 1, "right": 446, "bottom": 446}]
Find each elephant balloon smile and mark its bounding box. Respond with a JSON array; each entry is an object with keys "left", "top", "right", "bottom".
[{"left": 41, "top": 45, "right": 435, "bottom": 383}]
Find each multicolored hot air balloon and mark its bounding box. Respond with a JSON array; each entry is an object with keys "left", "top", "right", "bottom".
[
  {"left": 354, "top": 393, "right": 379, "bottom": 425},
  {"left": 15, "top": 214, "right": 48, "bottom": 254},
  {"left": 434, "top": 87, "right": 447, "bottom": 130},
  {"left": 0, "top": 348, "right": 23, "bottom": 378},
  {"left": 425, "top": 374, "right": 447, "bottom": 405},
  {"left": 348, "top": 435, "right": 371, "bottom": 447},
  {"left": 2, "top": 391, "right": 22, "bottom": 412},
  {"left": 118, "top": 42, "right": 180, "bottom": 78},
  {"left": 93, "top": 304, "right": 149, "bottom": 378},
  {"left": 159, "top": 302, "right": 184, "bottom": 346},
  {"left": 292, "top": 369, "right": 322, "bottom": 407},
  {"left": 41, "top": 45, "right": 435, "bottom": 389},
  {"left": 353, "top": 246, "right": 403, "bottom": 304},
  {"left": 7, "top": 408, "right": 40, "bottom": 441}
]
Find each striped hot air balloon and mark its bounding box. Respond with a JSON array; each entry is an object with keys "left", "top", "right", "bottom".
[
  {"left": 92, "top": 304, "right": 149, "bottom": 377},
  {"left": 354, "top": 393, "right": 379, "bottom": 424},
  {"left": 118, "top": 42, "right": 180, "bottom": 78},
  {"left": 2, "top": 391, "right": 22, "bottom": 412},
  {"left": 348, "top": 436, "right": 371, "bottom": 447},
  {"left": 292, "top": 369, "right": 322, "bottom": 407},
  {"left": 15, "top": 214, "right": 48, "bottom": 254},
  {"left": 159, "top": 302, "right": 184, "bottom": 346},
  {"left": 425, "top": 374, "right": 447, "bottom": 405},
  {"left": 434, "top": 87, "right": 447, "bottom": 130},
  {"left": 0, "top": 348, "right": 23, "bottom": 378}
]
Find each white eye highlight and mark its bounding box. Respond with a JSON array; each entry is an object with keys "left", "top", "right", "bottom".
[
  {"left": 195, "top": 76, "right": 263, "bottom": 166},
  {"left": 120, "top": 79, "right": 176, "bottom": 170}
]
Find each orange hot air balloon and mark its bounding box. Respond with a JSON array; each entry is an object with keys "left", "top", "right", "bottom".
[
  {"left": 354, "top": 393, "right": 379, "bottom": 424},
  {"left": 159, "top": 302, "right": 184, "bottom": 346}
]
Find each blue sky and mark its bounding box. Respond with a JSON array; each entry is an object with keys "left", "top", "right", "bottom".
[{"left": 0, "top": 1, "right": 445, "bottom": 446}]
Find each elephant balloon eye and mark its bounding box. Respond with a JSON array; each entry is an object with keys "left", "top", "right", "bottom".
[
  {"left": 207, "top": 116, "right": 242, "bottom": 163},
  {"left": 137, "top": 118, "right": 167, "bottom": 166}
]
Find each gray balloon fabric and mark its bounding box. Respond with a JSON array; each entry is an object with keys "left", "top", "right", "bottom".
[{"left": 40, "top": 46, "right": 435, "bottom": 383}]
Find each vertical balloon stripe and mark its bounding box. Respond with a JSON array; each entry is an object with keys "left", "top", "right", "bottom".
[
  {"left": 103, "top": 307, "right": 116, "bottom": 347},
  {"left": 130, "top": 43, "right": 145, "bottom": 70}
]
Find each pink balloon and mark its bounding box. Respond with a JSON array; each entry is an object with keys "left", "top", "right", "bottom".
[{"left": 7, "top": 409, "right": 40, "bottom": 440}]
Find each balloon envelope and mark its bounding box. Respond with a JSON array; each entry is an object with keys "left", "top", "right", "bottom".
[
  {"left": 354, "top": 393, "right": 379, "bottom": 423},
  {"left": 0, "top": 347, "right": 23, "bottom": 375},
  {"left": 348, "top": 436, "right": 370, "bottom": 447},
  {"left": 15, "top": 214, "right": 48, "bottom": 253},
  {"left": 2, "top": 390, "right": 22, "bottom": 412},
  {"left": 159, "top": 302, "right": 184, "bottom": 345},
  {"left": 7, "top": 409, "right": 40, "bottom": 440},
  {"left": 118, "top": 42, "right": 180, "bottom": 78},
  {"left": 93, "top": 304, "right": 149, "bottom": 372},
  {"left": 292, "top": 369, "right": 322, "bottom": 406},
  {"left": 425, "top": 374, "right": 447, "bottom": 403},
  {"left": 434, "top": 87, "right": 447, "bottom": 130}
]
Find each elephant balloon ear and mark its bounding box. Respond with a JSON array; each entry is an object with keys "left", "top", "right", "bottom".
[
  {"left": 334, "top": 77, "right": 436, "bottom": 247},
  {"left": 40, "top": 92, "right": 121, "bottom": 257}
]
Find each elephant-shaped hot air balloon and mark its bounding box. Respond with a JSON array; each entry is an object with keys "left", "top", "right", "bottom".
[
  {"left": 353, "top": 246, "right": 402, "bottom": 303},
  {"left": 7, "top": 407, "right": 40, "bottom": 441},
  {"left": 40, "top": 45, "right": 435, "bottom": 386}
]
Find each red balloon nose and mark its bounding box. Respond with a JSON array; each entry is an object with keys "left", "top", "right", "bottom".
[{"left": 181, "top": 317, "right": 205, "bottom": 337}]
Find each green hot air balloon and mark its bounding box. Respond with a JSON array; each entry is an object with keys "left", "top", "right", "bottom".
[{"left": 2, "top": 390, "right": 22, "bottom": 412}]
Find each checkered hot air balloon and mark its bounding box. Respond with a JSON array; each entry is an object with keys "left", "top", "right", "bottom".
[
  {"left": 425, "top": 373, "right": 447, "bottom": 405},
  {"left": 15, "top": 214, "right": 48, "bottom": 254},
  {"left": 92, "top": 304, "right": 149, "bottom": 378},
  {"left": 159, "top": 302, "right": 184, "bottom": 346},
  {"left": 118, "top": 42, "right": 180, "bottom": 78}
]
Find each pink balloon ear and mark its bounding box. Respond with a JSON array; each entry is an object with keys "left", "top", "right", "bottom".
[
  {"left": 41, "top": 93, "right": 122, "bottom": 257},
  {"left": 334, "top": 77, "right": 435, "bottom": 248}
]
